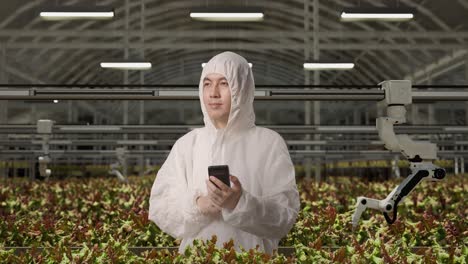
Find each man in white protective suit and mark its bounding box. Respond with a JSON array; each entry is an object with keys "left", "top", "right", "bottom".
[{"left": 148, "top": 51, "right": 300, "bottom": 254}]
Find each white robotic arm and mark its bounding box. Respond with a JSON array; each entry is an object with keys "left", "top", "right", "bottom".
[
  {"left": 352, "top": 81, "right": 446, "bottom": 228},
  {"left": 352, "top": 162, "right": 445, "bottom": 227}
]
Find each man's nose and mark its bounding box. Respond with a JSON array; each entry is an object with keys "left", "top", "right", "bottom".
[{"left": 210, "top": 85, "right": 220, "bottom": 97}]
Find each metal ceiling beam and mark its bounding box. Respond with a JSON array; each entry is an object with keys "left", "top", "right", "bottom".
[
  {"left": 23, "top": 0, "right": 428, "bottom": 86},
  {"left": 330, "top": 0, "right": 432, "bottom": 84},
  {"left": 1, "top": 150, "right": 467, "bottom": 158},
  {"left": 1, "top": 30, "right": 468, "bottom": 39},
  {"left": 0, "top": 125, "right": 467, "bottom": 134},
  {"left": 2, "top": 139, "right": 468, "bottom": 147},
  {"left": 3, "top": 42, "right": 465, "bottom": 51},
  {"left": 405, "top": 49, "right": 468, "bottom": 82},
  {"left": 0, "top": 54, "right": 116, "bottom": 124},
  {"left": 2, "top": 89, "right": 468, "bottom": 101}
]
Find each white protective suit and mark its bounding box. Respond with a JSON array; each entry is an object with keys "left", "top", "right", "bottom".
[{"left": 149, "top": 51, "right": 300, "bottom": 254}]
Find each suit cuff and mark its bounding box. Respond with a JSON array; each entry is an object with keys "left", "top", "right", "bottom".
[{"left": 221, "top": 187, "right": 248, "bottom": 221}]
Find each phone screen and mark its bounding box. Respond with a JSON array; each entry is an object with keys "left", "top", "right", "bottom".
[{"left": 208, "top": 165, "right": 230, "bottom": 188}]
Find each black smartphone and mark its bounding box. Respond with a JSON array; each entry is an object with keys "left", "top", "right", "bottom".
[{"left": 208, "top": 165, "right": 231, "bottom": 188}]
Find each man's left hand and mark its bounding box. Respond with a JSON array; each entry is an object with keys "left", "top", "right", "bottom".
[{"left": 206, "top": 175, "right": 242, "bottom": 211}]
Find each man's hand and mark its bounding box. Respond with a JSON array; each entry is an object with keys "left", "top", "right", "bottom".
[
  {"left": 196, "top": 195, "right": 221, "bottom": 218},
  {"left": 206, "top": 175, "right": 242, "bottom": 211}
]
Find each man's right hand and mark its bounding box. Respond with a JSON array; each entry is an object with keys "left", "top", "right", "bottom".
[{"left": 196, "top": 195, "right": 221, "bottom": 218}]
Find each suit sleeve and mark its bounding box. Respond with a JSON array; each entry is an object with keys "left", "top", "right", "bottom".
[{"left": 148, "top": 141, "right": 213, "bottom": 239}]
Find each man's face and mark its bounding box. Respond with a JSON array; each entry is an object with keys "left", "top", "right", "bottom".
[{"left": 203, "top": 73, "right": 231, "bottom": 128}]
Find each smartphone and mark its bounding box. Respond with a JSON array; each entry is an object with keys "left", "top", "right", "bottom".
[{"left": 208, "top": 165, "right": 231, "bottom": 188}]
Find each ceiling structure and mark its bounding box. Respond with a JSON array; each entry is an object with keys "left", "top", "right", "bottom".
[
  {"left": 0, "top": 0, "right": 467, "bottom": 86},
  {"left": 0, "top": 0, "right": 467, "bottom": 180}
]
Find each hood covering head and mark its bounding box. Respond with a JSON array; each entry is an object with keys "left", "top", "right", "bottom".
[{"left": 199, "top": 51, "right": 256, "bottom": 133}]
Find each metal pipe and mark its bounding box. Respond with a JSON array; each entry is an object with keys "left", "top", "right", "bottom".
[
  {"left": 0, "top": 125, "right": 467, "bottom": 134},
  {"left": 1, "top": 89, "right": 467, "bottom": 101}
]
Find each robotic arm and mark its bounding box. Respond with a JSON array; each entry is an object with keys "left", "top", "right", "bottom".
[{"left": 352, "top": 80, "right": 446, "bottom": 228}]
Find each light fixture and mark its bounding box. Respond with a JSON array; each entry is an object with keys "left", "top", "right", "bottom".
[
  {"left": 340, "top": 8, "right": 414, "bottom": 21},
  {"left": 39, "top": 6, "right": 114, "bottom": 20},
  {"left": 202, "top": 63, "right": 252, "bottom": 68},
  {"left": 303, "top": 62, "right": 355, "bottom": 70},
  {"left": 100, "top": 62, "right": 152, "bottom": 70},
  {"left": 190, "top": 7, "right": 264, "bottom": 22},
  {"left": 53, "top": 100, "right": 59, "bottom": 103},
  {"left": 60, "top": 126, "right": 122, "bottom": 131}
]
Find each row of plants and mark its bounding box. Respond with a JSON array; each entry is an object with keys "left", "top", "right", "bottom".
[{"left": 0, "top": 173, "right": 466, "bottom": 263}]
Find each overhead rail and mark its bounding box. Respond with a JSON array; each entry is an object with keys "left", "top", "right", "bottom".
[
  {"left": 1, "top": 88, "right": 467, "bottom": 101},
  {"left": 1, "top": 84, "right": 467, "bottom": 89},
  {"left": 1, "top": 139, "right": 468, "bottom": 147},
  {"left": 1, "top": 150, "right": 467, "bottom": 158},
  {"left": 1, "top": 125, "right": 468, "bottom": 134}
]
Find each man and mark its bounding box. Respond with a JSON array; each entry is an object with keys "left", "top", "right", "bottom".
[{"left": 149, "top": 51, "right": 300, "bottom": 254}]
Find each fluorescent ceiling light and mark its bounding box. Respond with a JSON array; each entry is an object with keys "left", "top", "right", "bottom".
[
  {"left": 340, "top": 8, "right": 414, "bottom": 21},
  {"left": 202, "top": 63, "right": 252, "bottom": 68},
  {"left": 303, "top": 62, "right": 355, "bottom": 70},
  {"left": 39, "top": 6, "right": 114, "bottom": 20},
  {"left": 254, "top": 90, "right": 267, "bottom": 96},
  {"left": 60, "top": 126, "right": 121, "bottom": 131},
  {"left": 53, "top": 100, "right": 59, "bottom": 103},
  {"left": 158, "top": 91, "right": 199, "bottom": 96},
  {"left": 0, "top": 90, "right": 29, "bottom": 96},
  {"left": 100, "top": 62, "right": 152, "bottom": 70},
  {"left": 190, "top": 7, "right": 264, "bottom": 22}
]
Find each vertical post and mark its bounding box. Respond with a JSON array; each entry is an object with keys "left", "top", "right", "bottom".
[
  {"left": 353, "top": 109, "right": 360, "bottom": 124},
  {"left": 465, "top": 54, "right": 468, "bottom": 129},
  {"left": 67, "top": 101, "right": 73, "bottom": 171},
  {"left": 450, "top": 109, "right": 456, "bottom": 125},
  {"left": 392, "top": 155, "right": 400, "bottom": 178},
  {"left": 30, "top": 157, "right": 36, "bottom": 180},
  {"left": 427, "top": 104, "right": 435, "bottom": 125},
  {"left": 122, "top": 0, "right": 130, "bottom": 177},
  {"left": 461, "top": 156, "right": 465, "bottom": 174},
  {"left": 364, "top": 110, "right": 370, "bottom": 125},
  {"left": 303, "top": 0, "right": 312, "bottom": 181},
  {"left": 313, "top": 0, "right": 321, "bottom": 182},
  {"left": 454, "top": 157, "right": 459, "bottom": 175},
  {"left": 93, "top": 111, "right": 97, "bottom": 169},
  {"left": 0, "top": 44, "right": 7, "bottom": 179},
  {"left": 138, "top": 0, "right": 145, "bottom": 177},
  {"left": 410, "top": 105, "right": 418, "bottom": 125}
]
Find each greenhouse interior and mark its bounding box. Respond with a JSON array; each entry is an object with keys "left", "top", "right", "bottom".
[{"left": 0, "top": 0, "right": 467, "bottom": 262}]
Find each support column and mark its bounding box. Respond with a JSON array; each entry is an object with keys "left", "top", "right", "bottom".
[
  {"left": 411, "top": 105, "right": 418, "bottom": 125},
  {"left": 29, "top": 157, "right": 36, "bottom": 180},
  {"left": 138, "top": 0, "right": 145, "bottom": 177},
  {"left": 391, "top": 155, "right": 400, "bottom": 178},
  {"left": 303, "top": 0, "right": 312, "bottom": 181},
  {"left": 449, "top": 109, "right": 456, "bottom": 125},
  {"left": 122, "top": 0, "right": 130, "bottom": 177},
  {"left": 428, "top": 104, "right": 435, "bottom": 125},
  {"left": 0, "top": 44, "right": 7, "bottom": 179},
  {"left": 465, "top": 54, "right": 468, "bottom": 127},
  {"left": 454, "top": 157, "right": 459, "bottom": 175},
  {"left": 461, "top": 156, "right": 465, "bottom": 174},
  {"left": 364, "top": 110, "right": 370, "bottom": 125},
  {"left": 67, "top": 101, "right": 73, "bottom": 170},
  {"left": 312, "top": 0, "right": 321, "bottom": 182},
  {"left": 353, "top": 109, "right": 360, "bottom": 125}
]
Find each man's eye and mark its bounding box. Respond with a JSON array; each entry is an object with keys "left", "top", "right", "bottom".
[
  {"left": 204, "top": 82, "right": 210, "bottom": 86},
  {"left": 221, "top": 82, "right": 228, "bottom": 85}
]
